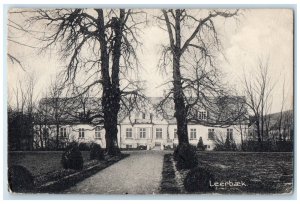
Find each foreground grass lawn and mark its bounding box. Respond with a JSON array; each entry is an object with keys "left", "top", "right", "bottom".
[
  {"left": 8, "top": 151, "right": 90, "bottom": 176},
  {"left": 195, "top": 151, "right": 293, "bottom": 194},
  {"left": 160, "top": 151, "right": 293, "bottom": 194},
  {"left": 8, "top": 151, "right": 129, "bottom": 193}
]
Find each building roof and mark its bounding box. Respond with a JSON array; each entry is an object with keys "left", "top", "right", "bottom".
[{"left": 35, "top": 95, "right": 249, "bottom": 127}]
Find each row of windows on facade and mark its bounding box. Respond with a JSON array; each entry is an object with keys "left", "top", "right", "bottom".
[
  {"left": 125, "top": 127, "right": 234, "bottom": 140},
  {"left": 136, "top": 111, "right": 207, "bottom": 120},
  {"left": 59, "top": 126, "right": 102, "bottom": 139},
  {"left": 58, "top": 126, "right": 233, "bottom": 140}
]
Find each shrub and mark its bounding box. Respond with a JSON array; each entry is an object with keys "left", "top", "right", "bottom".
[
  {"left": 78, "top": 142, "right": 91, "bottom": 151},
  {"left": 173, "top": 143, "right": 198, "bottom": 170},
  {"left": 197, "top": 137, "right": 205, "bottom": 151},
  {"left": 61, "top": 142, "right": 83, "bottom": 170},
  {"left": 241, "top": 140, "right": 293, "bottom": 152},
  {"left": 214, "top": 135, "right": 237, "bottom": 151},
  {"left": 90, "top": 143, "right": 105, "bottom": 160},
  {"left": 184, "top": 166, "right": 215, "bottom": 193},
  {"left": 276, "top": 141, "right": 293, "bottom": 152},
  {"left": 164, "top": 145, "right": 173, "bottom": 150},
  {"left": 137, "top": 145, "right": 147, "bottom": 150},
  {"left": 8, "top": 165, "right": 34, "bottom": 192}
]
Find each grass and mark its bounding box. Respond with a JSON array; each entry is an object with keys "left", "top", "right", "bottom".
[
  {"left": 195, "top": 151, "right": 293, "bottom": 194},
  {"left": 160, "top": 154, "right": 180, "bottom": 194},
  {"left": 8, "top": 151, "right": 129, "bottom": 193},
  {"left": 8, "top": 151, "right": 91, "bottom": 176},
  {"left": 161, "top": 151, "right": 293, "bottom": 194}
]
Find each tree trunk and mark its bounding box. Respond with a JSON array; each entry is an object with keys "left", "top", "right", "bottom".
[
  {"left": 173, "top": 56, "right": 189, "bottom": 145},
  {"left": 172, "top": 10, "right": 189, "bottom": 145},
  {"left": 256, "top": 117, "right": 261, "bottom": 142},
  {"left": 39, "top": 124, "right": 44, "bottom": 150},
  {"left": 29, "top": 114, "right": 34, "bottom": 150},
  {"left": 103, "top": 87, "right": 121, "bottom": 155},
  {"left": 56, "top": 123, "right": 59, "bottom": 149},
  {"left": 239, "top": 122, "right": 244, "bottom": 150},
  {"left": 97, "top": 9, "right": 123, "bottom": 155}
]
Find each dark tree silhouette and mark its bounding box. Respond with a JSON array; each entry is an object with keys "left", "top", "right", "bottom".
[
  {"left": 16, "top": 9, "right": 147, "bottom": 155},
  {"left": 8, "top": 74, "right": 36, "bottom": 150},
  {"left": 242, "top": 58, "right": 275, "bottom": 145},
  {"left": 157, "top": 9, "right": 240, "bottom": 146}
]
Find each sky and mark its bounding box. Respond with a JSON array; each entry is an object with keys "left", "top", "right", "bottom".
[{"left": 7, "top": 9, "right": 294, "bottom": 113}]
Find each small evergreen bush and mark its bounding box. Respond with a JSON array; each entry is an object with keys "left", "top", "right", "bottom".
[
  {"left": 197, "top": 137, "right": 205, "bottom": 151},
  {"left": 78, "top": 142, "right": 91, "bottom": 151},
  {"left": 214, "top": 135, "right": 237, "bottom": 151},
  {"left": 8, "top": 165, "right": 34, "bottom": 192},
  {"left": 61, "top": 142, "right": 83, "bottom": 170},
  {"left": 184, "top": 166, "right": 215, "bottom": 192},
  {"left": 90, "top": 143, "right": 105, "bottom": 161},
  {"left": 173, "top": 143, "right": 198, "bottom": 170}
]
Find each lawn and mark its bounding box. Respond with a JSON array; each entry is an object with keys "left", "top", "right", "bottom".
[
  {"left": 8, "top": 151, "right": 129, "bottom": 193},
  {"left": 161, "top": 151, "right": 293, "bottom": 194},
  {"left": 8, "top": 151, "right": 90, "bottom": 176},
  {"left": 195, "top": 152, "right": 293, "bottom": 194}
]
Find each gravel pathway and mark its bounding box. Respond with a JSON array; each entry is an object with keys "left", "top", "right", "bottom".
[{"left": 64, "top": 150, "right": 166, "bottom": 194}]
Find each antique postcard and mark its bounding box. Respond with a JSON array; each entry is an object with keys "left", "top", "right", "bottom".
[{"left": 7, "top": 8, "right": 294, "bottom": 195}]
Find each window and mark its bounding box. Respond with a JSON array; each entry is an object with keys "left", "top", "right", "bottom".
[
  {"left": 95, "top": 126, "right": 101, "bottom": 139},
  {"left": 126, "top": 128, "right": 132, "bottom": 138},
  {"left": 198, "top": 111, "right": 207, "bottom": 120},
  {"left": 227, "top": 129, "right": 233, "bottom": 140},
  {"left": 208, "top": 129, "right": 215, "bottom": 140},
  {"left": 126, "top": 144, "right": 133, "bottom": 149},
  {"left": 142, "top": 113, "right": 146, "bottom": 119},
  {"left": 174, "top": 129, "right": 178, "bottom": 139},
  {"left": 79, "top": 128, "right": 85, "bottom": 138},
  {"left": 190, "top": 128, "right": 197, "bottom": 139},
  {"left": 156, "top": 128, "right": 162, "bottom": 139},
  {"left": 60, "top": 127, "right": 67, "bottom": 138},
  {"left": 42, "top": 128, "right": 49, "bottom": 137},
  {"left": 139, "top": 128, "right": 146, "bottom": 138},
  {"left": 204, "top": 145, "right": 211, "bottom": 149}
]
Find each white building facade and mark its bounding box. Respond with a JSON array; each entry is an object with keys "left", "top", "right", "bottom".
[
  {"left": 34, "top": 97, "right": 248, "bottom": 151},
  {"left": 118, "top": 111, "right": 248, "bottom": 150}
]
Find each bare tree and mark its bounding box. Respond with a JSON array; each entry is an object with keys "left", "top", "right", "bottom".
[
  {"left": 156, "top": 9, "right": 240, "bottom": 146},
  {"left": 276, "top": 78, "right": 286, "bottom": 141},
  {"left": 282, "top": 109, "right": 293, "bottom": 142},
  {"left": 39, "top": 76, "right": 73, "bottom": 149},
  {"left": 15, "top": 9, "right": 147, "bottom": 155},
  {"left": 7, "top": 13, "right": 40, "bottom": 70},
  {"left": 242, "top": 57, "right": 275, "bottom": 145},
  {"left": 34, "top": 93, "right": 51, "bottom": 150},
  {"left": 63, "top": 87, "right": 103, "bottom": 125},
  {"left": 8, "top": 73, "right": 37, "bottom": 150}
]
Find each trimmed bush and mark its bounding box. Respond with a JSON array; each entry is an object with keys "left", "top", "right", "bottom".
[
  {"left": 79, "top": 142, "right": 91, "bottom": 151},
  {"left": 214, "top": 135, "right": 237, "bottom": 151},
  {"left": 184, "top": 167, "right": 215, "bottom": 193},
  {"left": 197, "top": 137, "right": 205, "bottom": 151},
  {"left": 137, "top": 145, "right": 147, "bottom": 150},
  {"left": 90, "top": 143, "right": 105, "bottom": 160},
  {"left": 164, "top": 145, "right": 173, "bottom": 150},
  {"left": 173, "top": 143, "right": 198, "bottom": 170},
  {"left": 8, "top": 165, "right": 34, "bottom": 192},
  {"left": 61, "top": 142, "right": 83, "bottom": 170}
]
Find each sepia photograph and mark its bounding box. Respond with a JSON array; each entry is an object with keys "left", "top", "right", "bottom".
[{"left": 6, "top": 7, "right": 294, "bottom": 196}]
